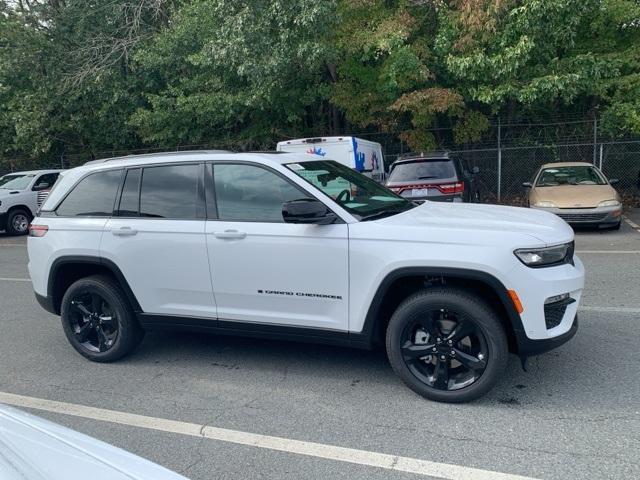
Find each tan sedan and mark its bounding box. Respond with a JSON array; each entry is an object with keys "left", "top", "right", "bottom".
[{"left": 524, "top": 162, "right": 622, "bottom": 229}]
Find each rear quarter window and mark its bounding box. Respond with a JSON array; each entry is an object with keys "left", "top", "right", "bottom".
[{"left": 56, "top": 169, "right": 122, "bottom": 217}]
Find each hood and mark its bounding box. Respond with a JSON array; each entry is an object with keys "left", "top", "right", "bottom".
[
  {"left": 530, "top": 184, "right": 618, "bottom": 208},
  {"left": 373, "top": 201, "right": 573, "bottom": 246},
  {"left": 0, "top": 404, "right": 189, "bottom": 480}
]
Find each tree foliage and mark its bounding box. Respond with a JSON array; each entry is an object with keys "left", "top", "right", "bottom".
[{"left": 0, "top": 0, "right": 639, "bottom": 162}]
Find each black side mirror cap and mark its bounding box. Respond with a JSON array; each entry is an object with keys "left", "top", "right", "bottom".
[
  {"left": 609, "top": 178, "right": 619, "bottom": 185},
  {"left": 282, "top": 198, "right": 337, "bottom": 225},
  {"left": 522, "top": 182, "right": 533, "bottom": 188}
]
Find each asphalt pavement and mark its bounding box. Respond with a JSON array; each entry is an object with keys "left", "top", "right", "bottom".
[{"left": 0, "top": 217, "right": 639, "bottom": 480}]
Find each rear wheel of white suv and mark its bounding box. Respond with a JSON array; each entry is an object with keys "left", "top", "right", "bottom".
[
  {"left": 386, "top": 288, "right": 508, "bottom": 403},
  {"left": 60, "top": 275, "right": 144, "bottom": 362}
]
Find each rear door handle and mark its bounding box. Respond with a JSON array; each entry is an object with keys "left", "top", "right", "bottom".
[
  {"left": 214, "top": 230, "right": 247, "bottom": 240},
  {"left": 112, "top": 226, "right": 138, "bottom": 236}
]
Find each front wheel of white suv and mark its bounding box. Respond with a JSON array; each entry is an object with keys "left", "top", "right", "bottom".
[
  {"left": 60, "top": 275, "right": 145, "bottom": 362},
  {"left": 386, "top": 288, "right": 508, "bottom": 403}
]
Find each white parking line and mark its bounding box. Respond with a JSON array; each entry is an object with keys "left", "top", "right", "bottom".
[
  {"left": 0, "top": 243, "right": 25, "bottom": 247},
  {"left": 0, "top": 391, "right": 538, "bottom": 480},
  {"left": 579, "top": 306, "right": 640, "bottom": 314},
  {"left": 0, "top": 277, "right": 30, "bottom": 282},
  {"left": 623, "top": 215, "right": 640, "bottom": 231}
]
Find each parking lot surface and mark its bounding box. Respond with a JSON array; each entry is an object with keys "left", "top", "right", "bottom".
[{"left": 1, "top": 216, "right": 639, "bottom": 480}]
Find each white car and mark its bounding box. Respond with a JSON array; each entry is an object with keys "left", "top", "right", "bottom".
[
  {"left": 27, "top": 151, "right": 584, "bottom": 403},
  {"left": 0, "top": 169, "right": 63, "bottom": 235},
  {"left": 0, "top": 404, "right": 188, "bottom": 479}
]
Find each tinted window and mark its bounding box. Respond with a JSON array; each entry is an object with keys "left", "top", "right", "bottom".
[
  {"left": 57, "top": 170, "right": 121, "bottom": 217},
  {"left": 33, "top": 173, "right": 59, "bottom": 190},
  {"left": 213, "top": 164, "right": 310, "bottom": 222},
  {"left": 388, "top": 160, "right": 457, "bottom": 182},
  {"left": 116, "top": 168, "right": 141, "bottom": 216},
  {"left": 140, "top": 164, "right": 198, "bottom": 219}
]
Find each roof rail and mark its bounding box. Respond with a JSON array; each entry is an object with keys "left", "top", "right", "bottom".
[{"left": 83, "top": 150, "right": 233, "bottom": 166}]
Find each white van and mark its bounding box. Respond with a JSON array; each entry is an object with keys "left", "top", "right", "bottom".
[{"left": 276, "top": 136, "right": 386, "bottom": 182}]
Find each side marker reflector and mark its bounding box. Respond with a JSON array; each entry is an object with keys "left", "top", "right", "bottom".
[{"left": 508, "top": 289, "right": 524, "bottom": 314}]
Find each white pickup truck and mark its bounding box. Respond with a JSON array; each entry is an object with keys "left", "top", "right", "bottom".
[{"left": 0, "top": 170, "right": 63, "bottom": 235}]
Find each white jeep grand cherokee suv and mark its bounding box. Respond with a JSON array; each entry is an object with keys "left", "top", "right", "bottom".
[{"left": 28, "top": 152, "right": 584, "bottom": 402}]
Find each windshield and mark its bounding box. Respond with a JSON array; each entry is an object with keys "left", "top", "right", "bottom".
[
  {"left": 285, "top": 160, "right": 414, "bottom": 220},
  {"left": 388, "top": 159, "right": 457, "bottom": 182},
  {"left": 0, "top": 174, "right": 34, "bottom": 190},
  {"left": 536, "top": 166, "right": 607, "bottom": 186}
]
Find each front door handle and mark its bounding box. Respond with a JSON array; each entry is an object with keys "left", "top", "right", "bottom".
[
  {"left": 112, "top": 226, "right": 138, "bottom": 236},
  {"left": 214, "top": 230, "right": 247, "bottom": 240}
]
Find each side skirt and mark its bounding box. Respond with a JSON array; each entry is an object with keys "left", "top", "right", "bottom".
[{"left": 137, "top": 314, "right": 373, "bottom": 350}]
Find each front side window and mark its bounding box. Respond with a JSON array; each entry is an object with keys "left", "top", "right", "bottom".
[
  {"left": 56, "top": 170, "right": 121, "bottom": 217},
  {"left": 285, "top": 160, "right": 414, "bottom": 220},
  {"left": 140, "top": 164, "right": 199, "bottom": 219},
  {"left": 213, "top": 163, "right": 311, "bottom": 222},
  {"left": 33, "top": 173, "right": 59, "bottom": 190},
  {"left": 536, "top": 166, "right": 607, "bottom": 186},
  {"left": 0, "top": 174, "right": 35, "bottom": 190}
]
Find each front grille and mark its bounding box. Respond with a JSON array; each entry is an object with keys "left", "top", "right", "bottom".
[
  {"left": 557, "top": 212, "right": 607, "bottom": 222},
  {"left": 544, "top": 297, "right": 575, "bottom": 329}
]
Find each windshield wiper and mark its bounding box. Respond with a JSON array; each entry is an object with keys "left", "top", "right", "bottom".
[
  {"left": 418, "top": 175, "right": 438, "bottom": 179},
  {"left": 361, "top": 208, "right": 410, "bottom": 221}
]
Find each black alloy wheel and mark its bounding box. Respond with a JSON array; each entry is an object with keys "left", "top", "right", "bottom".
[
  {"left": 61, "top": 275, "right": 144, "bottom": 362},
  {"left": 68, "top": 291, "right": 119, "bottom": 353},
  {"left": 386, "top": 288, "right": 508, "bottom": 403},
  {"left": 400, "top": 309, "right": 488, "bottom": 391}
]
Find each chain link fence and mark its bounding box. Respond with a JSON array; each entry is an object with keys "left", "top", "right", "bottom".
[{"left": 2, "top": 119, "right": 640, "bottom": 206}]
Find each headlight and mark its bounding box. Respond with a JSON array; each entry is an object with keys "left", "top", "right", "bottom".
[
  {"left": 534, "top": 201, "right": 557, "bottom": 208},
  {"left": 514, "top": 242, "right": 573, "bottom": 268},
  {"left": 597, "top": 200, "right": 620, "bottom": 207}
]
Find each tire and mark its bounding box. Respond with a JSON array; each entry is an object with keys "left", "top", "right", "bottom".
[
  {"left": 6, "top": 208, "right": 31, "bottom": 235},
  {"left": 386, "top": 288, "right": 508, "bottom": 403},
  {"left": 60, "top": 275, "right": 144, "bottom": 362}
]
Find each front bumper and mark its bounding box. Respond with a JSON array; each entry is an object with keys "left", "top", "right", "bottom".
[
  {"left": 507, "top": 253, "right": 584, "bottom": 357},
  {"left": 532, "top": 205, "right": 622, "bottom": 225}
]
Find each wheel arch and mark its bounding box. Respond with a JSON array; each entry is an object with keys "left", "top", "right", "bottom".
[
  {"left": 7, "top": 204, "right": 34, "bottom": 217},
  {"left": 354, "top": 267, "right": 524, "bottom": 354},
  {"left": 48, "top": 256, "right": 142, "bottom": 315}
]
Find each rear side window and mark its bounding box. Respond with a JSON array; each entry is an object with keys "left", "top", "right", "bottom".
[
  {"left": 139, "top": 164, "right": 199, "bottom": 219},
  {"left": 388, "top": 160, "right": 457, "bottom": 182},
  {"left": 56, "top": 170, "right": 121, "bottom": 217}
]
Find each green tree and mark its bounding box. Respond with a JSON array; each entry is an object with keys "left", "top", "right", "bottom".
[{"left": 130, "top": 0, "right": 336, "bottom": 149}]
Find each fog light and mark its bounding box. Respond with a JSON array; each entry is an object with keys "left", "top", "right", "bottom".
[{"left": 545, "top": 293, "right": 570, "bottom": 305}]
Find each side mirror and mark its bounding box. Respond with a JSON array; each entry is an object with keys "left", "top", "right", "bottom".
[
  {"left": 282, "top": 198, "right": 337, "bottom": 225},
  {"left": 33, "top": 182, "right": 50, "bottom": 191},
  {"left": 522, "top": 182, "right": 532, "bottom": 188},
  {"left": 609, "top": 178, "right": 619, "bottom": 185},
  {"left": 472, "top": 166, "right": 480, "bottom": 175}
]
